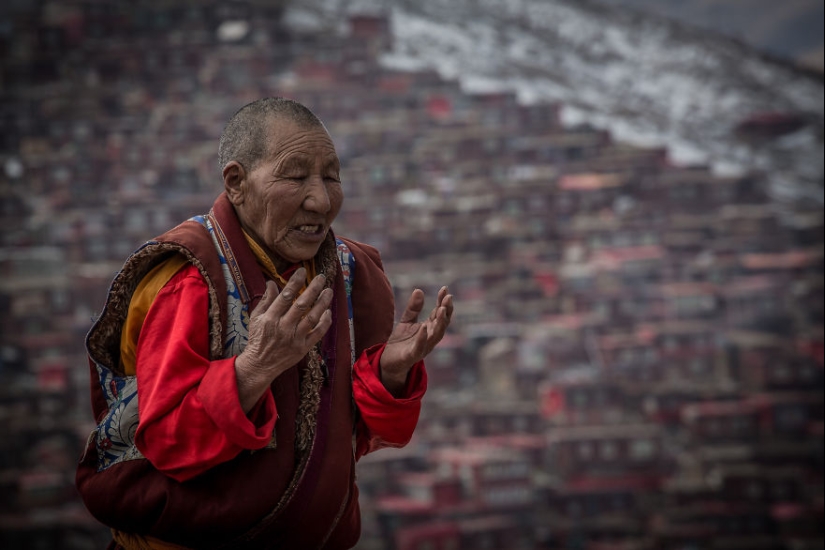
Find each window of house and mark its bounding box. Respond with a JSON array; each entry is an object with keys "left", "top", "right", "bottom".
[
  {"left": 629, "top": 439, "right": 656, "bottom": 461},
  {"left": 578, "top": 495, "right": 596, "bottom": 516},
  {"left": 615, "top": 232, "right": 632, "bottom": 247},
  {"left": 727, "top": 518, "right": 742, "bottom": 534},
  {"left": 487, "top": 418, "right": 504, "bottom": 433},
  {"left": 771, "top": 364, "right": 793, "bottom": 383},
  {"left": 746, "top": 481, "right": 764, "bottom": 500},
  {"left": 409, "top": 482, "right": 433, "bottom": 503},
  {"left": 578, "top": 441, "right": 594, "bottom": 461},
  {"left": 87, "top": 239, "right": 107, "bottom": 261},
  {"left": 50, "top": 288, "right": 69, "bottom": 312},
  {"left": 689, "top": 358, "right": 706, "bottom": 376},
  {"left": 460, "top": 464, "right": 474, "bottom": 489},
  {"left": 731, "top": 416, "right": 753, "bottom": 435},
  {"left": 124, "top": 210, "right": 146, "bottom": 232},
  {"left": 620, "top": 299, "right": 635, "bottom": 315},
  {"left": 572, "top": 390, "right": 589, "bottom": 409},
  {"left": 639, "top": 366, "right": 652, "bottom": 381},
  {"left": 706, "top": 418, "right": 723, "bottom": 437},
  {"left": 760, "top": 298, "right": 777, "bottom": 313},
  {"left": 600, "top": 441, "right": 619, "bottom": 461},
  {"left": 775, "top": 405, "right": 807, "bottom": 432},
  {"left": 567, "top": 499, "right": 583, "bottom": 518},
  {"left": 611, "top": 493, "right": 628, "bottom": 511},
  {"left": 529, "top": 196, "right": 547, "bottom": 212},
  {"left": 113, "top": 238, "right": 135, "bottom": 258},
  {"left": 504, "top": 199, "right": 522, "bottom": 216},
  {"left": 22, "top": 315, "right": 46, "bottom": 335},
  {"left": 619, "top": 348, "right": 635, "bottom": 365},
  {"left": 371, "top": 166, "right": 384, "bottom": 183},
  {"left": 772, "top": 480, "right": 791, "bottom": 500},
  {"left": 799, "top": 364, "right": 817, "bottom": 383}
]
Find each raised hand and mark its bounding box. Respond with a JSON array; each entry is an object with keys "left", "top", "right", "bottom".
[
  {"left": 380, "top": 286, "right": 454, "bottom": 395},
  {"left": 235, "top": 268, "right": 333, "bottom": 412}
]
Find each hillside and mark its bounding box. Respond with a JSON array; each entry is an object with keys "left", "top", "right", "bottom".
[{"left": 288, "top": 0, "right": 824, "bottom": 209}]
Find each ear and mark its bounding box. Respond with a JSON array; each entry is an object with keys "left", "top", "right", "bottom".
[{"left": 223, "top": 161, "right": 246, "bottom": 205}]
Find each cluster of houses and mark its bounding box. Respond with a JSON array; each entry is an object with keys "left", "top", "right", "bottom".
[{"left": 0, "top": 2, "right": 821, "bottom": 549}]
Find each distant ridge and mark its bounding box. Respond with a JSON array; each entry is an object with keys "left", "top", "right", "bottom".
[
  {"left": 590, "top": 0, "right": 824, "bottom": 73},
  {"left": 290, "top": 0, "right": 824, "bottom": 207}
]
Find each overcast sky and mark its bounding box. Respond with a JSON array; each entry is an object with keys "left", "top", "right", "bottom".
[{"left": 592, "top": 0, "right": 824, "bottom": 70}]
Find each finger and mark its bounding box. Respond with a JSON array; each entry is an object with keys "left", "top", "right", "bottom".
[
  {"left": 426, "top": 287, "right": 448, "bottom": 322},
  {"left": 270, "top": 268, "right": 307, "bottom": 316},
  {"left": 437, "top": 286, "right": 448, "bottom": 307},
  {"left": 442, "top": 294, "right": 454, "bottom": 320},
  {"left": 283, "top": 273, "right": 327, "bottom": 326},
  {"left": 399, "top": 289, "right": 425, "bottom": 324},
  {"left": 428, "top": 308, "right": 449, "bottom": 346},
  {"left": 252, "top": 280, "right": 280, "bottom": 318},
  {"left": 297, "top": 288, "right": 333, "bottom": 333},
  {"left": 305, "top": 308, "right": 333, "bottom": 344}
]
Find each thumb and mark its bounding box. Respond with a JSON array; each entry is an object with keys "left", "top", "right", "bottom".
[
  {"left": 399, "top": 289, "right": 425, "bottom": 324},
  {"left": 414, "top": 323, "right": 429, "bottom": 355}
]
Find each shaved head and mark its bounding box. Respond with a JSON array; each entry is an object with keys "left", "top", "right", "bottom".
[{"left": 218, "top": 97, "right": 326, "bottom": 175}]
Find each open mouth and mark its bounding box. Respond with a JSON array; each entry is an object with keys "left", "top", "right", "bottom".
[{"left": 294, "top": 224, "right": 325, "bottom": 236}]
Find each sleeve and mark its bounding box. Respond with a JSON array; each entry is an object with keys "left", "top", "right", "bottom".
[
  {"left": 345, "top": 239, "right": 396, "bottom": 355},
  {"left": 352, "top": 343, "right": 428, "bottom": 460},
  {"left": 133, "top": 265, "right": 277, "bottom": 482}
]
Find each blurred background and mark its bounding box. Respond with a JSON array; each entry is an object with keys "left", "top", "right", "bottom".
[{"left": 0, "top": 0, "right": 822, "bottom": 549}]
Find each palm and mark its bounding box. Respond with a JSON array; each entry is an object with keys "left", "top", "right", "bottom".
[
  {"left": 381, "top": 287, "right": 453, "bottom": 376},
  {"left": 386, "top": 320, "right": 429, "bottom": 359}
]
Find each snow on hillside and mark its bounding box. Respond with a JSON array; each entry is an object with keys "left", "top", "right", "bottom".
[{"left": 286, "top": 0, "right": 825, "bottom": 205}]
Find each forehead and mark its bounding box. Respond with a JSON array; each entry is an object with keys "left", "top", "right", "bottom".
[{"left": 265, "top": 118, "right": 338, "bottom": 163}]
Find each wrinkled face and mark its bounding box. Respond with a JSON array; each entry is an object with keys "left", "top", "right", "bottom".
[{"left": 226, "top": 119, "right": 343, "bottom": 265}]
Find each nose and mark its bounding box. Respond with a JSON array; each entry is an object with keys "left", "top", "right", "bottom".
[{"left": 303, "top": 177, "right": 331, "bottom": 214}]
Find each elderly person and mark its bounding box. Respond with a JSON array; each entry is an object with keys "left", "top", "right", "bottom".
[{"left": 77, "top": 97, "right": 453, "bottom": 549}]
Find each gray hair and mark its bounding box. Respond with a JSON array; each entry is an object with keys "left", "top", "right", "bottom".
[{"left": 218, "top": 97, "right": 325, "bottom": 174}]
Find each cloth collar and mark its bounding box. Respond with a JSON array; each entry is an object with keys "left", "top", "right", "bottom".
[{"left": 241, "top": 229, "right": 317, "bottom": 292}]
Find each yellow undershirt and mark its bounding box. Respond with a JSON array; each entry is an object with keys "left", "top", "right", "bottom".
[{"left": 119, "top": 255, "right": 189, "bottom": 376}]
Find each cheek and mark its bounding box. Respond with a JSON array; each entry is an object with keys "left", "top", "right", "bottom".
[
  {"left": 329, "top": 185, "right": 344, "bottom": 215},
  {"left": 262, "top": 190, "right": 303, "bottom": 229}
]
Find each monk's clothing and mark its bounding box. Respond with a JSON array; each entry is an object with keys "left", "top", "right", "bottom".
[{"left": 77, "top": 193, "right": 426, "bottom": 549}]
